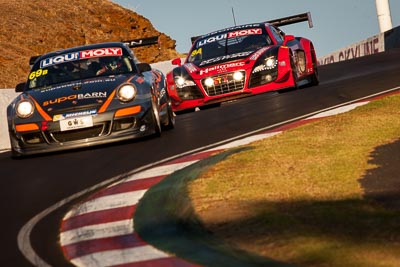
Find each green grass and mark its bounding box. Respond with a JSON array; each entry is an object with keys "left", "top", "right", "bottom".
[{"left": 188, "top": 93, "right": 400, "bottom": 267}]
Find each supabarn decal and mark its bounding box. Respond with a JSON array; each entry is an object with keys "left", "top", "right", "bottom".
[{"left": 43, "top": 92, "right": 108, "bottom": 106}]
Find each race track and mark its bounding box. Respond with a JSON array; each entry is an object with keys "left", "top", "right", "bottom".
[{"left": 1, "top": 49, "right": 400, "bottom": 266}]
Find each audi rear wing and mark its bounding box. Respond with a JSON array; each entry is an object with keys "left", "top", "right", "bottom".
[{"left": 266, "top": 12, "right": 313, "bottom": 28}]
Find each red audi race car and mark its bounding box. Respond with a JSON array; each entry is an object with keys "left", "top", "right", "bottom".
[
  {"left": 7, "top": 37, "right": 175, "bottom": 157},
  {"left": 167, "top": 12, "right": 319, "bottom": 113}
]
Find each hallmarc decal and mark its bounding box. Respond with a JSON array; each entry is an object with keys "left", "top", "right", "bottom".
[{"left": 199, "top": 62, "right": 245, "bottom": 75}]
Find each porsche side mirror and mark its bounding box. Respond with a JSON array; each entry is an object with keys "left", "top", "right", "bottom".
[
  {"left": 172, "top": 58, "right": 182, "bottom": 66},
  {"left": 15, "top": 82, "right": 26, "bottom": 92},
  {"left": 283, "top": 35, "right": 295, "bottom": 45},
  {"left": 137, "top": 63, "right": 152, "bottom": 73}
]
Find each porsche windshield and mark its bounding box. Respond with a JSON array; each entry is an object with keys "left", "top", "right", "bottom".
[
  {"left": 28, "top": 53, "right": 134, "bottom": 90},
  {"left": 188, "top": 27, "right": 273, "bottom": 63}
]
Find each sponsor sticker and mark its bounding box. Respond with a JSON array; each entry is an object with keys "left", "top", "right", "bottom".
[
  {"left": 53, "top": 109, "right": 97, "bottom": 122},
  {"left": 198, "top": 28, "right": 262, "bottom": 47},
  {"left": 43, "top": 92, "right": 107, "bottom": 106},
  {"left": 227, "top": 28, "right": 262, "bottom": 38},
  {"left": 40, "top": 48, "right": 123, "bottom": 68},
  {"left": 201, "top": 24, "right": 261, "bottom": 38},
  {"left": 80, "top": 48, "right": 122, "bottom": 59},
  {"left": 199, "top": 51, "right": 253, "bottom": 66},
  {"left": 184, "top": 63, "right": 198, "bottom": 73},
  {"left": 200, "top": 62, "right": 245, "bottom": 75},
  {"left": 250, "top": 47, "right": 270, "bottom": 60}
]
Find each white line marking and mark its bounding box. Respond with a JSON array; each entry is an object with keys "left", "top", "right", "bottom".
[
  {"left": 124, "top": 160, "right": 198, "bottom": 183},
  {"left": 306, "top": 102, "right": 369, "bottom": 119},
  {"left": 210, "top": 132, "right": 282, "bottom": 150},
  {"left": 71, "top": 245, "right": 170, "bottom": 267},
  {"left": 64, "top": 190, "right": 147, "bottom": 220},
  {"left": 60, "top": 219, "right": 134, "bottom": 246}
]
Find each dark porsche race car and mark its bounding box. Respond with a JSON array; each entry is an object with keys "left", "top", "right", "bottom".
[
  {"left": 7, "top": 37, "right": 175, "bottom": 157},
  {"left": 167, "top": 13, "right": 319, "bottom": 113}
]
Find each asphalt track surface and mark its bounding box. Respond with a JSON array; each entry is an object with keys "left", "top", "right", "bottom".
[{"left": 1, "top": 49, "right": 400, "bottom": 266}]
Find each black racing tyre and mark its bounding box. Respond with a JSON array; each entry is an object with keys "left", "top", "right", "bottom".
[
  {"left": 11, "top": 148, "right": 22, "bottom": 159},
  {"left": 309, "top": 52, "right": 320, "bottom": 86},
  {"left": 163, "top": 96, "right": 175, "bottom": 130},
  {"left": 290, "top": 58, "right": 299, "bottom": 90}
]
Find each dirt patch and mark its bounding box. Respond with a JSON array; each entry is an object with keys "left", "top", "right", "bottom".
[{"left": 0, "top": 0, "right": 179, "bottom": 88}]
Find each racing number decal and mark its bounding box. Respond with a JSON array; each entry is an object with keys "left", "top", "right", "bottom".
[
  {"left": 29, "top": 69, "right": 48, "bottom": 80},
  {"left": 191, "top": 48, "right": 202, "bottom": 57}
]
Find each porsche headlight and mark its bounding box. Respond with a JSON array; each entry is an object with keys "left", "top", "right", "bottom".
[
  {"left": 16, "top": 99, "right": 35, "bottom": 118},
  {"left": 174, "top": 76, "right": 196, "bottom": 88},
  {"left": 117, "top": 84, "right": 137, "bottom": 102}
]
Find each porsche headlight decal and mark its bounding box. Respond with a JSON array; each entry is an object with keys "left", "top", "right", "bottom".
[
  {"left": 16, "top": 99, "right": 35, "bottom": 118},
  {"left": 117, "top": 84, "right": 137, "bottom": 102}
]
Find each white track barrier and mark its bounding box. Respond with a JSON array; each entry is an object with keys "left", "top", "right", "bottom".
[{"left": 318, "top": 33, "right": 385, "bottom": 66}]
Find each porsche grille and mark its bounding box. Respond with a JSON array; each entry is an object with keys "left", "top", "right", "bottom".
[{"left": 201, "top": 71, "right": 245, "bottom": 96}]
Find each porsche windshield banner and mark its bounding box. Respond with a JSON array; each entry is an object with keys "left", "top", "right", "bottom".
[{"left": 40, "top": 48, "right": 123, "bottom": 68}]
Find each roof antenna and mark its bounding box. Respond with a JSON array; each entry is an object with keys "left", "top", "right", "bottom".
[{"left": 231, "top": 7, "right": 237, "bottom": 26}]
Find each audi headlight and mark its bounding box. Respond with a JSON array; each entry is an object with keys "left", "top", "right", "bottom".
[
  {"left": 16, "top": 99, "right": 35, "bottom": 118},
  {"left": 204, "top": 77, "right": 214, "bottom": 87},
  {"left": 252, "top": 56, "right": 278, "bottom": 73},
  {"left": 233, "top": 71, "right": 244, "bottom": 81},
  {"left": 117, "top": 84, "right": 137, "bottom": 102},
  {"left": 174, "top": 76, "right": 196, "bottom": 88},
  {"left": 265, "top": 57, "right": 277, "bottom": 68}
]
